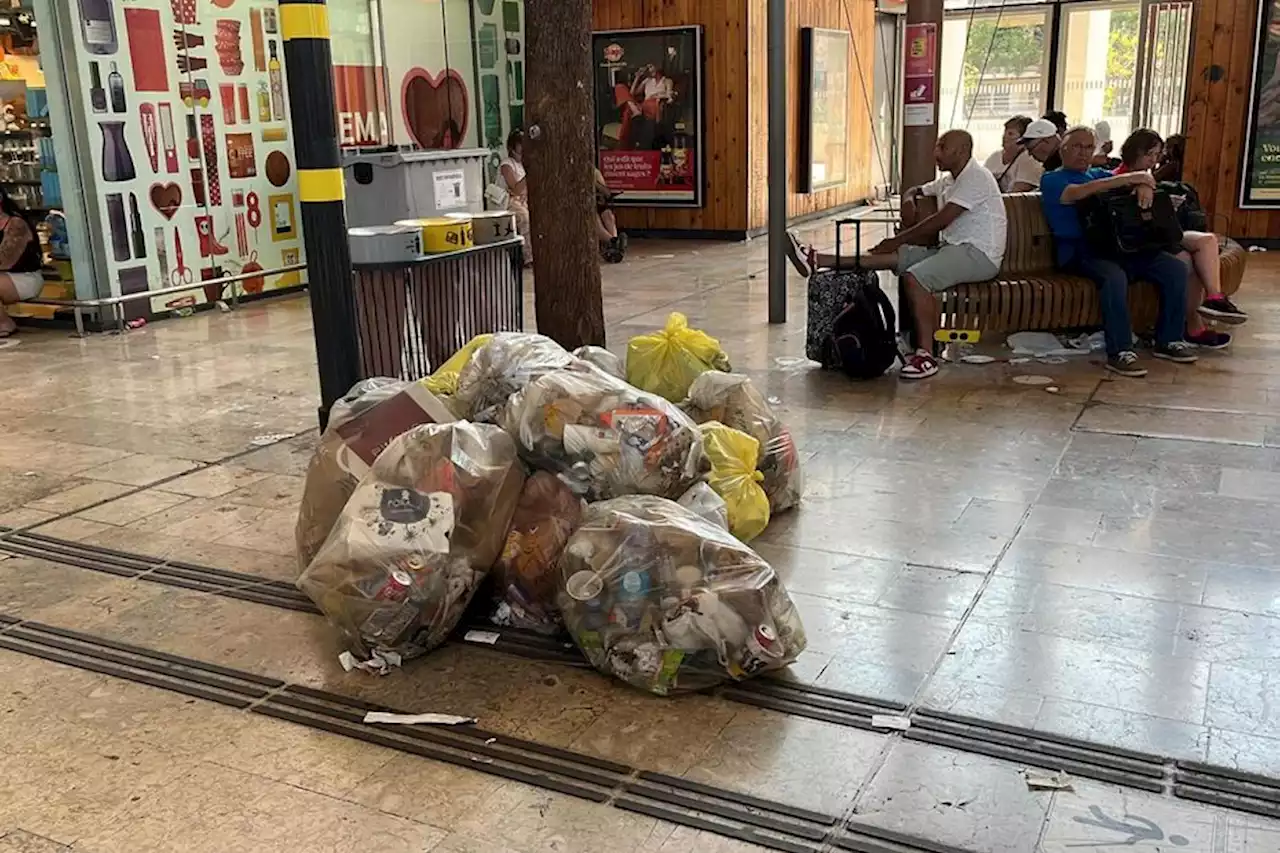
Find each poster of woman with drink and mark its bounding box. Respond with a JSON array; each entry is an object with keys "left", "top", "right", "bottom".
[{"left": 593, "top": 26, "right": 703, "bottom": 207}]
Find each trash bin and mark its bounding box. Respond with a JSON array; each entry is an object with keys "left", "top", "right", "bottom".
[{"left": 349, "top": 232, "right": 524, "bottom": 381}]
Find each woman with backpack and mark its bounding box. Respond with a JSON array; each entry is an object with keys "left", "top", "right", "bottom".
[{"left": 1115, "top": 129, "right": 1246, "bottom": 331}]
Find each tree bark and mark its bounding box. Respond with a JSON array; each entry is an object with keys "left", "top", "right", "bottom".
[{"left": 524, "top": 0, "right": 606, "bottom": 349}]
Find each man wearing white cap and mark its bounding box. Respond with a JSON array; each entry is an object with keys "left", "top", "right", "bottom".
[{"left": 1020, "top": 118, "right": 1063, "bottom": 172}]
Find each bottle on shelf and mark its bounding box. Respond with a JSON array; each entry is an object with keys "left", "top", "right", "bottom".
[{"left": 89, "top": 62, "right": 107, "bottom": 113}]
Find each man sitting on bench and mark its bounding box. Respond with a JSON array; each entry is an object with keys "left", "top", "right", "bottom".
[{"left": 786, "top": 129, "right": 1007, "bottom": 380}]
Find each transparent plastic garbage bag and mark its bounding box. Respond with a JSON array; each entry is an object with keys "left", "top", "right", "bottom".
[
  {"left": 557, "top": 495, "right": 806, "bottom": 695},
  {"left": 453, "top": 333, "right": 577, "bottom": 422},
  {"left": 298, "top": 422, "right": 524, "bottom": 662}
]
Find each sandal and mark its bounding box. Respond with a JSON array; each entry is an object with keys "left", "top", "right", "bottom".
[
  {"left": 900, "top": 349, "right": 939, "bottom": 380},
  {"left": 784, "top": 231, "right": 815, "bottom": 278}
]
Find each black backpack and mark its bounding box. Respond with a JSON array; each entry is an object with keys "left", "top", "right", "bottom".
[
  {"left": 1080, "top": 188, "right": 1184, "bottom": 257},
  {"left": 828, "top": 281, "right": 900, "bottom": 380}
]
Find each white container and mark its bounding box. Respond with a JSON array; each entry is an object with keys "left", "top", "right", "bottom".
[
  {"left": 347, "top": 225, "right": 424, "bottom": 265},
  {"left": 342, "top": 148, "right": 488, "bottom": 228}
]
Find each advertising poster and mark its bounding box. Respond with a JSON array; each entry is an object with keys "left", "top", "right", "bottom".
[
  {"left": 903, "top": 22, "right": 937, "bottom": 128},
  {"left": 592, "top": 26, "right": 704, "bottom": 207},
  {"left": 1242, "top": 0, "right": 1280, "bottom": 207}
]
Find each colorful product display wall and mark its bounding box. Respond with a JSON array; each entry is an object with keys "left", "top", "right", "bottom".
[
  {"left": 69, "top": 0, "right": 305, "bottom": 314},
  {"left": 472, "top": 0, "right": 524, "bottom": 179}
]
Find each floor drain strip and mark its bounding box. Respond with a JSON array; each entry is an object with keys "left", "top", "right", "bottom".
[
  {"left": 10, "top": 531, "right": 1280, "bottom": 819},
  {"left": 0, "top": 613, "right": 986, "bottom": 853}
]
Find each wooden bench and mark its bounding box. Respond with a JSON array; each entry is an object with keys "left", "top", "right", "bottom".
[{"left": 902, "top": 192, "right": 1247, "bottom": 344}]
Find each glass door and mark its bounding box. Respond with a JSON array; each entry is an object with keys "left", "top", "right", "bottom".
[
  {"left": 1054, "top": 1, "right": 1141, "bottom": 146},
  {"left": 939, "top": 5, "right": 1052, "bottom": 161},
  {"left": 871, "top": 11, "right": 900, "bottom": 197},
  {"left": 1133, "top": 0, "right": 1193, "bottom": 137}
]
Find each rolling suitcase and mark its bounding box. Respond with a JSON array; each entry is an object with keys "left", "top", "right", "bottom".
[{"left": 804, "top": 219, "right": 897, "bottom": 377}]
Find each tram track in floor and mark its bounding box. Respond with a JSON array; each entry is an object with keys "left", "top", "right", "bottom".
[{"left": 2, "top": 525, "right": 1278, "bottom": 823}]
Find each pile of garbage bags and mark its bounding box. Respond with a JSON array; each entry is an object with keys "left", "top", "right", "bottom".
[
  {"left": 558, "top": 496, "right": 806, "bottom": 694},
  {"left": 294, "top": 317, "right": 808, "bottom": 695}
]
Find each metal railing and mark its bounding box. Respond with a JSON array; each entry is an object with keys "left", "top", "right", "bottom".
[{"left": 26, "top": 262, "right": 309, "bottom": 336}]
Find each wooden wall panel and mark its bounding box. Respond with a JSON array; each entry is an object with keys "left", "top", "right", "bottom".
[
  {"left": 747, "top": 0, "right": 877, "bottom": 232},
  {"left": 592, "top": 0, "right": 751, "bottom": 235},
  {"left": 1184, "top": 0, "right": 1280, "bottom": 239}
]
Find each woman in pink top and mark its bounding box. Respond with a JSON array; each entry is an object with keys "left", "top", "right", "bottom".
[{"left": 1116, "top": 129, "right": 1246, "bottom": 331}]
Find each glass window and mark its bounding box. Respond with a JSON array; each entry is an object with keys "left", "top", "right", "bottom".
[
  {"left": 939, "top": 7, "right": 1050, "bottom": 161},
  {"left": 1056, "top": 1, "right": 1140, "bottom": 146}
]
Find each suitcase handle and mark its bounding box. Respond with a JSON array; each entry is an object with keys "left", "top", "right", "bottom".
[{"left": 833, "top": 219, "right": 864, "bottom": 270}]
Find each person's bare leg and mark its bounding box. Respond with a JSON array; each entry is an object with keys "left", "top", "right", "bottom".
[
  {"left": 0, "top": 276, "right": 19, "bottom": 336},
  {"left": 601, "top": 209, "right": 618, "bottom": 240},
  {"left": 593, "top": 213, "right": 613, "bottom": 242},
  {"left": 1177, "top": 250, "right": 1207, "bottom": 335},
  {"left": 904, "top": 274, "right": 937, "bottom": 349},
  {"left": 810, "top": 250, "right": 899, "bottom": 271},
  {"left": 1183, "top": 231, "right": 1221, "bottom": 297}
]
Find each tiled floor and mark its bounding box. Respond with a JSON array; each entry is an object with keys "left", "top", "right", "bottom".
[{"left": 2, "top": 229, "right": 1280, "bottom": 850}]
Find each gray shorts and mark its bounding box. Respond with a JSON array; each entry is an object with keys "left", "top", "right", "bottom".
[{"left": 896, "top": 243, "right": 999, "bottom": 293}]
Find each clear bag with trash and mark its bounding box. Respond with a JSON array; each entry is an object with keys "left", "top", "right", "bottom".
[
  {"left": 572, "top": 345, "right": 625, "bottom": 379},
  {"left": 295, "top": 378, "right": 409, "bottom": 572},
  {"left": 453, "top": 333, "right": 578, "bottom": 422},
  {"left": 498, "top": 362, "right": 707, "bottom": 501},
  {"left": 683, "top": 371, "right": 803, "bottom": 513},
  {"left": 557, "top": 495, "right": 806, "bottom": 695},
  {"left": 676, "top": 482, "right": 729, "bottom": 531},
  {"left": 490, "top": 471, "right": 585, "bottom": 634},
  {"left": 297, "top": 422, "right": 525, "bottom": 662}
]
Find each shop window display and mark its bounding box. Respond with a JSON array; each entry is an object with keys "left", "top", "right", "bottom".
[{"left": 66, "top": 0, "right": 306, "bottom": 316}]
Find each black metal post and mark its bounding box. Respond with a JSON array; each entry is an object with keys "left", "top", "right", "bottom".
[
  {"left": 767, "top": 0, "right": 787, "bottom": 325},
  {"left": 280, "top": 0, "right": 360, "bottom": 427}
]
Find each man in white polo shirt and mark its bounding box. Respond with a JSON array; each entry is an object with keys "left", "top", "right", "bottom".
[{"left": 787, "top": 129, "right": 1007, "bottom": 380}]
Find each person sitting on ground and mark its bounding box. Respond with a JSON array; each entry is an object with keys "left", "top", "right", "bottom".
[
  {"left": 593, "top": 166, "right": 627, "bottom": 261},
  {"left": 983, "top": 115, "right": 1043, "bottom": 192},
  {"left": 1020, "top": 118, "right": 1063, "bottom": 172},
  {"left": 1039, "top": 125, "right": 1198, "bottom": 377},
  {"left": 499, "top": 129, "right": 532, "bottom": 267},
  {"left": 1114, "top": 128, "right": 1244, "bottom": 329},
  {"left": 786, "top": 129, "right": 1007, "bottom": 381},
  {"left": 0, "top": 188, "right": 43, "bottom": 338}
]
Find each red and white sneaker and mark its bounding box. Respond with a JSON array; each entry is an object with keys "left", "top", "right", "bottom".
[{"left": 900, "top": 349, "right": 940, "bottom": 380}]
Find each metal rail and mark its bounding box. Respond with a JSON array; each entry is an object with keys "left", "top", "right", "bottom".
[{"left": 27, "top": 262, "right": 309, "bottom": 336}]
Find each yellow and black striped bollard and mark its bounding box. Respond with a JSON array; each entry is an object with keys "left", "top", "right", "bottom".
[{"left": 280, "top": 0, "right": 361, "bottom": 427}]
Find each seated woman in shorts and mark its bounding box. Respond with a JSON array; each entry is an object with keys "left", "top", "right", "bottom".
[
  {"left": 0, "top": 189, "right": 44, "bottom": 338},
  {"left": 1114, "top": 129, "right": 1246, "bottom": 327}
]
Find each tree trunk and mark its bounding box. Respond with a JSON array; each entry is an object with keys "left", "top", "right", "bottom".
[{"left": 524, "top": 0, "right": 606, "bottom": 349}]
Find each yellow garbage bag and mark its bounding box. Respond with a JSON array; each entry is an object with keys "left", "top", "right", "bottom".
[
  {"left": 422, "top": 334, "right": 493, "bottom": 396},
  {"left": 699, "top": 422, "right": 770, "bottom": 542},
  {"left": 626, "top": 313, "right": 731, "bottom": 403}
]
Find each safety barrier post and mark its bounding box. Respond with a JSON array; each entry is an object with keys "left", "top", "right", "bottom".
[{"left": 280, "top": 0, "right": 360, "bottom": 427}]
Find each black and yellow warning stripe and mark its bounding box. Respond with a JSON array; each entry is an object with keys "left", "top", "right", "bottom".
[{"left": 279, "top": 0, "right": 343, "bottom": 204}]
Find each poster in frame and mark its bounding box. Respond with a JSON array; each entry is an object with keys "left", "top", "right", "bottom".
[
  {"left": 799, "top": 27, "right": 851, "bottom": 194},
  {"left": 1241, "top": 0, "right": 1280, "bottom": 207},
  {"left": 592, "top": 25, "right": 704, "bottom": 207}
]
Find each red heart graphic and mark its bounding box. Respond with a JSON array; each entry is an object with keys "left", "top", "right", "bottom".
[
  {"left": 149, "top": 182, "right": 183, "bottom": 219},
  {"left": 401, "top": 68, "right": 469, "bottom": 150}
]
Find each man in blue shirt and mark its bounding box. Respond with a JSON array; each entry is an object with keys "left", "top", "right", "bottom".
[{"left": 1040, "top": 126, "right": 1196, "bottom": 377}]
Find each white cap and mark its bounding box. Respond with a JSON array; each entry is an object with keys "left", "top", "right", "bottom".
[{"left": 1018, "top": 119, "right": 1059, "bottom": 143}]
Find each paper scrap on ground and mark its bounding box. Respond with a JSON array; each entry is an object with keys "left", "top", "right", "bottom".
[
  {"left": 250, "top": 433, "right": 294, "bottom": 447},
  {"left": 364, "top": 711, "right": 477, "bottom": 726},
  {"left": 1023, "top": 768, "right": 1073, "bottom": 791},
  {"left": 959, "top": 354, "right": 996, "bottom": 364},
  {"left": 464, "top": 629, "right": 501, "bottom": 645},
  {"left": 338, "top": 649, "right": 402, "bottom": 675},
  {"left": 1012, "top": 375, "right": 1054, "bottom": 386},
  {"left": 871, "top": 714, "right": 912, "bottom": 730}
]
